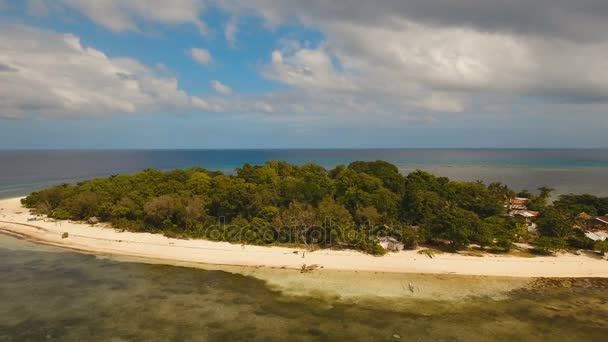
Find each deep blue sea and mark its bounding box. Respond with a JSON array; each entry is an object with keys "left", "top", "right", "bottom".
[{"left": 1, "top": 149, "right": 607, "bottom": 198}]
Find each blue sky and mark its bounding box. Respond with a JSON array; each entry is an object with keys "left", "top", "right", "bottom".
[{"left": 0, "top": 0, "right": 607, "bottom": 148}]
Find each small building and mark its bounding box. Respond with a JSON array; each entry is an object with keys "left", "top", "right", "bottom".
[
  {"left": 508, "top": 197, "right": 530, "bottom": 210},
  {"left": 510, "top": 210, "right": 539, "bottom": 219},
  {"left": 586, "top": 216, "right": 608, "bottom": 231},
  {"left": 378, "top": 236, "right": 404, "bottom": 252},
  {"left": 509, "top": 209, "right": 539, "bottom": 224},
  {"left": 585, "top": 231, "right": 608, "bottom": 242},
  {"left": 509, "top": 210, "right": 539, "bottom": 233}
]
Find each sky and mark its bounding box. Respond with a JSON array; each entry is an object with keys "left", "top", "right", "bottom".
[{"left": 0, "top": 0, "right": 607, "bottom": 149}]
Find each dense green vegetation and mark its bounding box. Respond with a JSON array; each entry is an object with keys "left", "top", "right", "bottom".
[{"left": 21, "top": 160, "right": 607, "bottom": 255}]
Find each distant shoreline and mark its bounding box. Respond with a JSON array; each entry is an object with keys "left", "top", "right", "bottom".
[{"left": 2, "top": 197, "right": 607, "bottom": 279}]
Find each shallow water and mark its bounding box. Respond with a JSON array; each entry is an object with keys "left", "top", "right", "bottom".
[{"left": 1, "top": 233, "right": 607, "bottom": 341}]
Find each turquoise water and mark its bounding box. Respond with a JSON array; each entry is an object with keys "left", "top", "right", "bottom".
[
  {"left": 1, "top": 149, "right": 608, "bottom": 198},
  {"left": 0, "top": 233, "right": 607, "bottom": 341}
]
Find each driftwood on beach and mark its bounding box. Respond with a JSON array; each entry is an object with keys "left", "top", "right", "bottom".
[{"left": 300, "top": 264, "right": 322, "bottom": 273}]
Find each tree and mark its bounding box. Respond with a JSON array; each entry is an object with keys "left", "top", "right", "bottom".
[
  {"left": 348, "top": 160, "right": 405, "bottom": 194},
  {"left": 110, "top": 197, "right": 141, "bottom": 220},
  {"left": 334, "top": 168, "right": 399, "bottom": 217},
  {"left": 594, "top": 240, "right": 608, "bottom": 256},
  {"left": 143, "top": 195, "right": 183, "bottom": 229},
  {"left": 402, "top": 170, "right": 450, "bottom": 223},
  {"left": 536, "top": 207, "right": 574, "bottom": 239},
  {"left": 256, "top": 205, "right": 280, "bottom": 222},
  {"left": 183, "top": 196, "right": 206, "bottom": 229},
  {"left": 186, "top": 171, "right": 212, "bottom": 196},
  {"left": 236, "top": 163, "right": 280, "bottom": 187},
  {"left": 355, "top": 206, "right": 381, "bottom": 227},
  {"left": 534, "top": 236, "right": 567, "bottom": 254},
  {"left": 477, "top": 216, "right": 520, "bottom": 251},
  {"left": 517, "top": 190, "right": 532, "bottom": 198},
  {"left": 207, "top": 176, "right": 257, "bottom": 220},
  {"left": 426, "top": 207, "right": 481, "bottom": 250},
  {"left": 529, "top": 186, "right": 554, "bottom": 211},
  {"left": 273, "top": 201, "right": 316, "bottom": 246},
  {"left": 406, "top": 190, "right": 446, "bottom": 224},
  {"left": 141, "top": 194, "right": 204, "bottom": 231},
  {"left": 447, "top": 181, "right": 505, "bottom": 218},
  {"left": 63, "top": 191, "right": 100, "bottom": 219},
  {"left": 280, "top": 163, "right": 333, "bottom": 206},
  {"left": 488, "top": 182, "right": 515, "bottom": 202},
  {"left": 316, "top": 196, "right": 354, "bottom": 245},
  {"left": 476, "top": 216, "right": 500, "bottom": 248},
  {"left": 328, "top": 164, "right": 346, "bottom": 179},
  {"left": 20, "top": 160, "right": 607, "bottom": 255},
  {"left": 554, "top": 194, "right": 608, "bottom": 217}
]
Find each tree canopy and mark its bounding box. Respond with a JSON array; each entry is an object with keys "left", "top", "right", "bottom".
[{"left": 21, "top": 160, "right": 606, "bottom": 255}]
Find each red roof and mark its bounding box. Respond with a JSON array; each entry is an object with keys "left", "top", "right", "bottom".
[{"left": 509, "top": 198, "right": 529, "bottom": 205}]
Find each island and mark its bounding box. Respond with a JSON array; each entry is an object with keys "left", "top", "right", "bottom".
[{"left": 1, "top": 160, "right": 607, "bottom": 278}]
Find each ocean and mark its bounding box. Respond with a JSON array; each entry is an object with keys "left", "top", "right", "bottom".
[
  {"left": 1, "top": 149, "right": 608, "bottom": 199},
  {"left": 1, "top": 150, "right": 608, "bottom": 341}
]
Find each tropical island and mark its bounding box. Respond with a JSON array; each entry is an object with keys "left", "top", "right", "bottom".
[{"left": 15, "top": 160, "right": 608, "bottom": 258}]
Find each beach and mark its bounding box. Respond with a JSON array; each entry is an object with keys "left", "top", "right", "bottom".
[{"left": 1, "top": 197, "right": 606, "bottom": 280}]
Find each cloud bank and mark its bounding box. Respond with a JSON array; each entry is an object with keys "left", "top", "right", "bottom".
[
  {"left": 0, "top": 25, "right": 215, "bottom": 119},
  {"left": 221, "top": 0, "right": 608, "bottom": 114},
  {"left": 32, "top": 0, "right": 208, "bottom": 34},
  {"left": 2, "top": 0, "right": 608, "bottom": 121}
]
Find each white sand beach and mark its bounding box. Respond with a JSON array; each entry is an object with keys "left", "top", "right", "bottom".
[{"left": 1, "top": 197, "right": 607, "bottom": 279}]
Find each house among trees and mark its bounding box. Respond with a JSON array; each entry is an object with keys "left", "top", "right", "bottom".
[
  {"left": 580, "top": 215, "right": 608, "bottom": 241},
  {"left": 507, "top": 197, "right": 529, "bottom": 210},
  {"left": 585, "top": 231, "right": 608, "bottom": 242},
  {"left": 506, "top": 197, "right": 538, "bottom": 232},
  {"left": 378, "top": 236, "right": 404, "bottom": 252},
  {"left": 510, "top": 210, "right": 539, "bottom": 232},
  {"left": 510, "top": 209, "right": 539, "bottom": 219},
  {"left": 586, "top": 216, "right": 608, "bottom": 231}
]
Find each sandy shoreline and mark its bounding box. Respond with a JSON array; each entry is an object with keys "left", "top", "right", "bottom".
[{"left": 1, "top": 197, "right": 607, "bottom": 279}]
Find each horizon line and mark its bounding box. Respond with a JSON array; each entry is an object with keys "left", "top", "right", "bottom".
[{"left": 1, "top": 147, "right": 608, "bottom": 151}]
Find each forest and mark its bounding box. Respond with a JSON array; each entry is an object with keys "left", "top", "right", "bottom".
[{"left": 21, "top": 160, "right": 608, "bottom": 255}]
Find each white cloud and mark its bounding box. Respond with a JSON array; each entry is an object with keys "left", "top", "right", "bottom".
[
  {"left": 216, "top": 0, "right": 608, "bottom": 43},
  {"left": 211, "top": 80, "right": 232, "bottom": 95},
  {"left": 0, "top": 25, "right": 215, "bottom": 119},
  {"left": 30, "top": 0, "right": 208, "bottom": 34},
  {"left": 188, "top": 48, "right": 212, "bottom": 65},
  {"left": 324, "top": 19, "right": 608, "bottom": 103},
  {"left": 6, "top": 1, "right": 608, "bottom": 122},
  {"left": 214, "top": 0, "right": 608, "bottom": 116},
  {"left": 263, "top": 47, "right": 355, "bottom": 91},
  {"left": 224, "top": 18, "right": 238, "bottom": 47}
]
